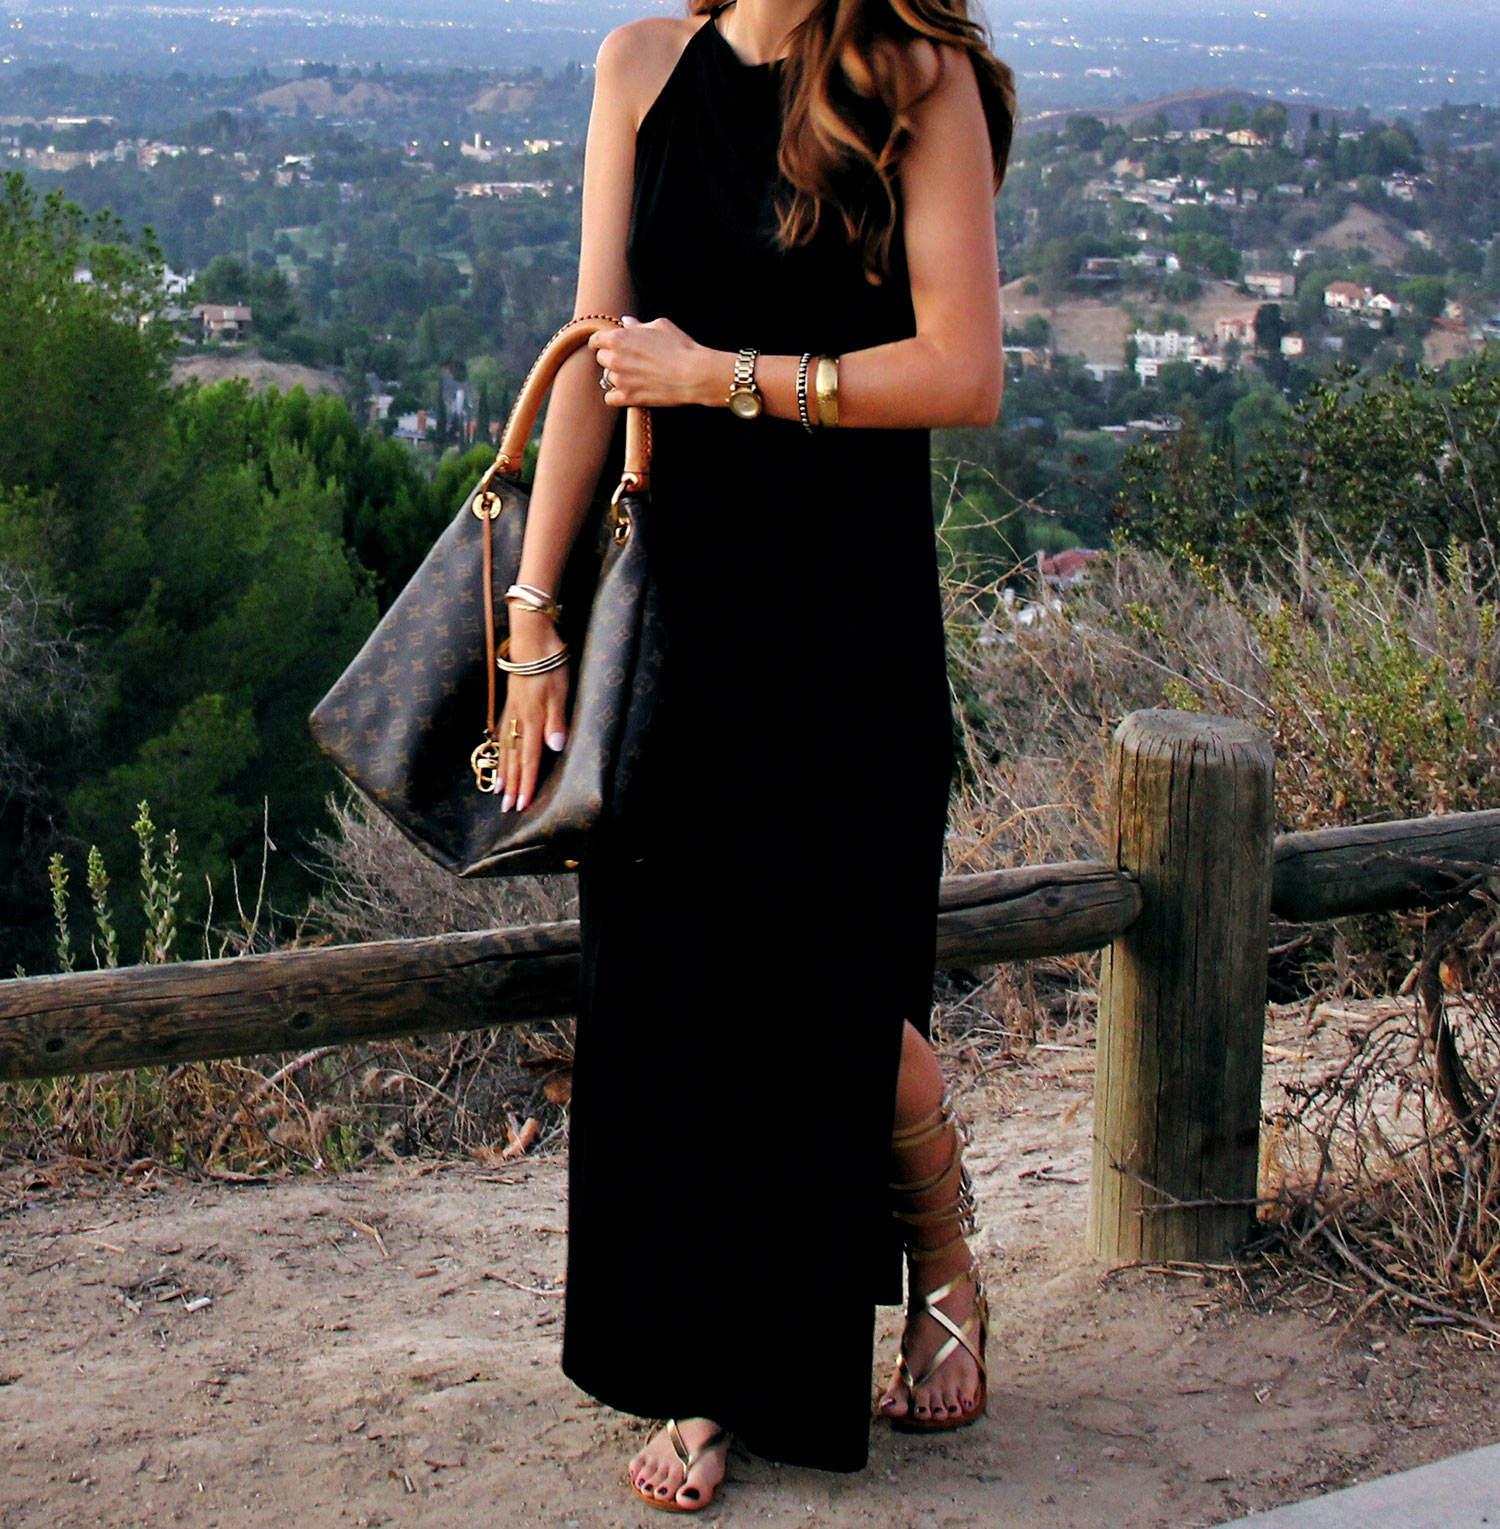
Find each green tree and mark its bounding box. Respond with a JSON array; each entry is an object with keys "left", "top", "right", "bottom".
[
  {"left": 1399, "top": 275, "right": 1448, "bottom": 322},
  {"left": 1064, "top": 115, "right": 1108, "bottom": 153},
  {"left": 0, "top": 173, "right": 172, "bottom": 575},
  {"left": 1118, "top": 359, "right": 1500, "bottom": 573}
]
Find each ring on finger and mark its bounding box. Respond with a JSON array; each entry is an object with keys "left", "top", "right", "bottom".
[
  {"left": 507, "top": 717, "right": 522, "bottom": 748},
  {"left": 599, "top": 368, "right": 612, "bottom": 393}
]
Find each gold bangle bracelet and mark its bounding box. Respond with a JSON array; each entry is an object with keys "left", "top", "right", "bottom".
[
  {"left": 814, "top": 354, "right": 840, "bottom": 429},
  {"left": 504, "top": 583, "right": 563, "bottom": 623},
  {"left": 496, "top": 638, "right": 571, "bottom": 676}
]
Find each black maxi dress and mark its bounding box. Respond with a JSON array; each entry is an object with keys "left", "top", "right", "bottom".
[{"left": 561, "top": 11, "right": 955, "bottom": 1475}]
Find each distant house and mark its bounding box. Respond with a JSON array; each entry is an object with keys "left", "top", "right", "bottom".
[
  {"left": 1280, "top": 334, "right": 1307, "bottom": 357},
  {"left": 1133, "top": 329, "right": 1207, "bottom": 382},
  {"left": 193, "top": 304, "right": 252, "bottom": 342},
  {"left": 1128, "top": 246, "right": 1182, "bottom": 274},
  {"left": 453, "top": 180, "right": 553, "bottom": 200},
  {"left": 1037, "top": 548, "right": 1101, "bottom": 589},
  {"left": 1245, "top": 271, "right": 1296, "bottom": 299},
  {"left": 1323, "top": 281, "right": 1369, "bottom": 311},
  {"left": 1216, "top": 315, "right": 1258, "bottom": 346},
  {"left": 1078, "top": 256, "right": 1122, "bottom": 282},
  {"left": 1226, "top": 128, "right": 1268, "bottom": 148}
]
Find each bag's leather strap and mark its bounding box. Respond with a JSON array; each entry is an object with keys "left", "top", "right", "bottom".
[
  {"left": 479, "top": 314, "right": 652, "bottom": 497},
  {"left": 475, "top": 314, "right": 651, "bottom": 755}
]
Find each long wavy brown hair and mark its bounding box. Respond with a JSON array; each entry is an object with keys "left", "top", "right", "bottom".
[{"left": 691, "top": 0, "right": 1016, "bottom": 279}]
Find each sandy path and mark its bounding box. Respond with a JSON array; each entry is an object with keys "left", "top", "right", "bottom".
[{"left": 3, "top": 1063, "right": 1498, "bottom": 1529}]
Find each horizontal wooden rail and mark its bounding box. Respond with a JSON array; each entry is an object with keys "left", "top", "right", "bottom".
[
  {"left": 0, "top": 862, "right": 1141, "bottom": 1083},
  {"left": 5, "top": 804, "right": 1500, "bottom": 1086},
  {"left": 1272, "top": 809, "right": 1500, "bottom": 921}
]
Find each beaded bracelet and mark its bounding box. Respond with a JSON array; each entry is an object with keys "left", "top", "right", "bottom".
[{"left": 796, "top": 352, "right": 814, "bottom": 433}]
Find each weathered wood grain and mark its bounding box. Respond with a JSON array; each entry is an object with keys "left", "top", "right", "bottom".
[
  {"left": 0, "top": 863, "right": 1141, "bottom": 1082},
  {"left": 0, "top": 922, "right": 582, "bottom": 1084},
  {"left": 936, "top": 861, "right": 1142, "bottom": 964},
  {"left": 1273, "top": 809, "right": 1500, "bottom": 921},
  {"left": 1089, "top": 710, "right": 1275, "bottom": 1264}
]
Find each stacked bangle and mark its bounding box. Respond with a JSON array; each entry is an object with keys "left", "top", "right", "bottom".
[
  {"left": 496, "top": 638, "right": 570, "bottom": 676},
  {"left": 505, "top": 583, "right": 563, "bottom": 622},
  {"left": 796, "top": 353, "right": 814, "bottom": 433}
]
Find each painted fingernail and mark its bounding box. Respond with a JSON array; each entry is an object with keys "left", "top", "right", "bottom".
[
  {"left": 500, "top": 793, "right": 514, "bottom": 812},
  {"left": 516, "top": 794, "right": 529, "bottom": 812},
  {"left": 546, "top": 731, "right": 567, "bottom": 752},
  {"left": 621, "top": 314, "right": 639, "bottom": 326}
]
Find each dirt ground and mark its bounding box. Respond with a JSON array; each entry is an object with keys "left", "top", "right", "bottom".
[
  {"left": 1313, "top": 207, "right": 1413, "bottom": 270},
  {"left": 171, "top": 356, "right": 343, "bottom": 395},
  {"left": 1002, "top": 282, "right": 1267, "bottom": 372},
  {"left": 4, "top": 1050, "right": 1499, "bottom": 1529}
]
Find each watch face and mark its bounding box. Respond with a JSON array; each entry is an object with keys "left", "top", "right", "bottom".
[{"left": 729, "top": 389, "right": 762, "bottom": 419}]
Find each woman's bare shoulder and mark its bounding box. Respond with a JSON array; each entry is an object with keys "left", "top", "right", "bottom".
[
  {"left": 595, "top": 16, "right": 705, "bottom": 127},
  {"left": 873, "top": 34, "right": 973, "bottom": 110}
]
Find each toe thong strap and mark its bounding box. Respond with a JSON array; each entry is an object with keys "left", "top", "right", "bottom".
[{"left": 665, "top": 1419, "right": 730, "bottom": 1475}]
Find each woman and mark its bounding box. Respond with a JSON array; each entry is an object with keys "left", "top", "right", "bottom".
[{"left": 494, "top": 0, "right": 1014, "bottom": 1510}]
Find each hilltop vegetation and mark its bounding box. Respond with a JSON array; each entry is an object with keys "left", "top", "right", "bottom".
[{"left": 0, "top": 173, "right": 505, "bottom": 971}]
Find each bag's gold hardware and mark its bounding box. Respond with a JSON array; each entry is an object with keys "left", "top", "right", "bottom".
[
  {"left": 563, "top": 859, "right": 579, "bottom": 870},
  {"left": 608, "top": 476, "right": 637, "bottom": 544},
  {"left": 470, "top": 738, "right": 505, "bottom": 793},
  {"left": 472, "top": 491, "right": 503, "bottom": 521}
]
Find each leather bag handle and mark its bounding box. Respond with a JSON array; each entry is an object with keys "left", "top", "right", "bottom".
[
  {"left": 477, "top": 314, "right": 651, "bottom": 500},
  {"left": 471, "top": 315, "right": 651, "bottom": 773}
]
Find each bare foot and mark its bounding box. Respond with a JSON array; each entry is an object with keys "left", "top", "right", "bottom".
[
  {"left": 628, "top": 1418, "right": 730, "bottom": 1511},
  {"left": 878, "top": 1252, "right": 985, "bottom": 1425}
]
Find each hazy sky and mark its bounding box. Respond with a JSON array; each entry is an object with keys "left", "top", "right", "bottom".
[{"left": 988, "top": 1, "right": 1500, "bottom": 18}]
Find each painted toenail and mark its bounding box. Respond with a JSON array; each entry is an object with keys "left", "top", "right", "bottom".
[{"left": 681, "top": 1488, "right": 700, "bottom": 1500}]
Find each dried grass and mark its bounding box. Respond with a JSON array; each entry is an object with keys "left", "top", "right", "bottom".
[{"left": 1259, "top": 871, "right": 1500, "bottom": 1340}]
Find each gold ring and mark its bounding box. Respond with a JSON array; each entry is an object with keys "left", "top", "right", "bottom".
[{"left": 507, "top": 717, "right": 522, "bottom": 747}]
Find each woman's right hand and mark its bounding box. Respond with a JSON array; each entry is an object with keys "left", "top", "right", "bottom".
[{"left": 498, "top": 613, "right": 571, "bottom": 813}]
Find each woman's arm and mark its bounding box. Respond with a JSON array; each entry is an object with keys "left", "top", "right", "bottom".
[
  {"left": 589, "top": 42, "right": 1004, "bottom": 430},
  {"left": 512, "top": 21, "right": 672, "bottom": 602},
  {"left": 501, "top": 19, "right": 690, "bottom": 812}
]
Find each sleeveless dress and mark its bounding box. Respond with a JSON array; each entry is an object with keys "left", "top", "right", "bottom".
[{"left": 560, "top": 11, "right": 954, "bottom": 1473}]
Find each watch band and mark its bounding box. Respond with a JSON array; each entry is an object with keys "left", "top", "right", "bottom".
[{"left": 727, "top": 346, "right": 762, "bottom": 418}]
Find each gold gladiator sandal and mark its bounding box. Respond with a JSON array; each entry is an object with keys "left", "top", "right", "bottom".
[
  {"left": 628, "top": 1419, "right": 731, "bottom": 1514},
  {"left": 881, "top": 1094, "right": 988, "bottom": 1433}
]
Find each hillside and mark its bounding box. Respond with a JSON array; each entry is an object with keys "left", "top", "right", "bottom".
[
  {"left": 1314, "top": 205, "right": 1416, "bottom": 268},
  {"left": 172, "top": 356, "right": 344, "bottom": 395},
  {"left": 252, "top": 79, "right": 412, "bottom": 116},
  {"left": 1025, "top": 89, "right": 1331, "bottom": 137}
]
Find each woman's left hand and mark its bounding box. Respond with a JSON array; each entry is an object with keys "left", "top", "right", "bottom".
[{"left": 588, "top": 316, "right": 723, "bottom": 409}]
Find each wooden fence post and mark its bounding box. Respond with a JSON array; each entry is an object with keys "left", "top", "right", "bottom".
[{"left": 1088, "top": 710, "right": 1275, "bottom": 1263}]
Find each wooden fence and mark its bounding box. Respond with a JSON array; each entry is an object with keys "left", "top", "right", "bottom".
[{"left": 4, "top": 710, "right": 1498, "bottom": 1264}]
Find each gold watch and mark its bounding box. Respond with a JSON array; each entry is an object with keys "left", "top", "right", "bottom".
[{"left": 726, "top": 347, "right": 763, "bottom": 419}]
